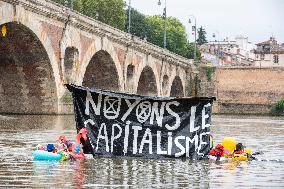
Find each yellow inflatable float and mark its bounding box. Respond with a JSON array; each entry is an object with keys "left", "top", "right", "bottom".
[
  {"left": 209, "top": 137, "right": 253, "bottom": 161},
  {"left": 221, "top": 137, "right": 237, "bottom": 154}
]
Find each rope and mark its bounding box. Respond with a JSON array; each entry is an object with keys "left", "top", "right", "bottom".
[{"left": 254, "top": 158, "right": 284, "bottom": 163}]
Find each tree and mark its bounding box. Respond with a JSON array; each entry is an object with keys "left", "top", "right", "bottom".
[
  {"left": 196, "top": 26, "right": 207, "bottom": 45},
  {"left": 145, "top": 16, "right": 188, "bottom": 55},
  {"left": 73, "top": 0, "right": 83, "bottom": 12},
  {"left": 144, "top": 16, "right": 165, "bottom": 47},
  {"left": 125, "top": 8, "right": 147, "bottom": 39},
  {"left": 144, "top": 16, "right": 200, "bottom": 59},
  {"left": 51, "top": 0, "right": 126, "bottom": 30},
  {"left": 181, "top": 42, "right": 201, "bottom": 60},
  {"left": 80, "top": 0, "right": 126, "bottom": 30}
]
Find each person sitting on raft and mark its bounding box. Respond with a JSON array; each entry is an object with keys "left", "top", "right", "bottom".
[
  {"left": 58, "top": 128, "right": 87, "bottom": 153},
  {"left": 58, "top": 135, "right": 73, "bottom": 152}
]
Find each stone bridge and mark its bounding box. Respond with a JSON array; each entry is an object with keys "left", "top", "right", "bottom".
[{"left": 0, "top": 0, "right": 195, "bottom": 114}]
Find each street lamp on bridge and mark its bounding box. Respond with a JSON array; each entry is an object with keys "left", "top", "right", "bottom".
[
  {"left": 127, "top": 0, "right": 132, "bottom": 33},
  {"left": 188, "top": 15, "right": 197, "bottom": 60},
  {"left": 158, "top": 0, "right": 167, "bottom": 49}
]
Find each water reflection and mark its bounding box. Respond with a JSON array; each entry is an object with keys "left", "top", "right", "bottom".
[
  {"left": 29, "top": 158, "right": 212, "bottom": 188},
  {"left": 32, "top": 161, "right": 87, "bottom": 188},
  {"left": 0, "top": 115, "right": 284, "bottom": 188},
  {"left": 79, "top": 158, "right": 210, "bottom": 188}
]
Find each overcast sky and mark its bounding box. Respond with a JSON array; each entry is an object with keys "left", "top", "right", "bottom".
[{"left": 129, "top": 0, "right": 284, "bottom": 44}]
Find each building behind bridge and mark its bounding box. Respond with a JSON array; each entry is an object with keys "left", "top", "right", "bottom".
[
  {"left": 254, "top": 37, "right": 284, "bottom": 67},
  {"left": 201, "top": 36, "right": 284, "bottom": 67}
]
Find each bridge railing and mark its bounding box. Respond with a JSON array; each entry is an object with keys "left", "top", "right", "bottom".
[{"left": 6, "top": 0, "right": 193, "bottom": 68}]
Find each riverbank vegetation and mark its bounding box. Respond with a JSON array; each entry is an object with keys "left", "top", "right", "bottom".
[
  {"left": 51, "top": 0, "right": 203, "bottom": 60},
  {"left": 270, "top": 98, "right": 284, "bottom": 116},
  {"left": 205, "top": 66, "right": 214, "bottom": 81}
]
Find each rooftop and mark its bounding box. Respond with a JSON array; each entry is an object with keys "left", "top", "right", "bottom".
[{"left": 256, "top": 37, "right": 277, "bottom": 46}]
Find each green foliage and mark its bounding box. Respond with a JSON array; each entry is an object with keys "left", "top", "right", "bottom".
[
  {"left": 144, "top": 16, "right": 166, "bottom": 47},
  {"left": 51, "top": 0, "right": 126, "bottom": 30},
  {"left": 91, "top": 0, "right": 126, "bottom": 30},
  {"left": 196, "top": 26, "right": 207, "bottom": 45},
  {"left": 125, "top": 8, "right": 147, "bottom": 38},
  {"left": 270, "top": 98, "right": 284, "bottom": 116},
  {"left": 185, "top": 42, "right": 201, "bottom": 60},
  {"left": 144, "top": 16, "right": 200, "bottom": 59},
  {"left": 205, "top": 66, "right": 214, "bottom": 81},
  {"left": 73, "top": 0, "right": 83, "bottom": 12}
]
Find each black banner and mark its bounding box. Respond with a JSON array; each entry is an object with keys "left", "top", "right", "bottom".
[{"left": 67, "top": 84, "right": 215, "bottom": 160}]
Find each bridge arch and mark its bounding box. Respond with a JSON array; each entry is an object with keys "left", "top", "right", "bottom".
[
  {"left": 0, "top": 22, "right": 58, "bottom": 113},
  {"left": 136, "top": 66, "right": 158, "bottom": 96},
  {"left": 79, "top": 38, "right": 123, "bottom": 90},
  {"left": 0, "top": 5, "right": 61, "bottom": 93},
  {"left": 82, "top": 50, "right": 120, "bottom": 91},
  {"left": 170, "top": 76, "right": 184, "bottom": 97}
]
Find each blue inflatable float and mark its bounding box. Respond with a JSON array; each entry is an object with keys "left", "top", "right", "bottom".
[{"left": 33, "top": 150, "right": 63, "bottom": 161}]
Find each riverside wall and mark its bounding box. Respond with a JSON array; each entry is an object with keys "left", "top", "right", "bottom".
[
  {"left": 214, "top": 67, "right": 284, "bottom": 114},
  {"left": 198, "top": 66, "right": 284, "bottom": 115}
]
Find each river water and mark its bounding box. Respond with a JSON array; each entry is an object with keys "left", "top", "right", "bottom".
[{"left": 0, "top": 114, "right": 283, "bottom": 188}]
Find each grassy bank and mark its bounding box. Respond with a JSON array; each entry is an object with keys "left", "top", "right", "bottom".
[{"left": 270, "top": 98, "right": 284, "bottom": 116}]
